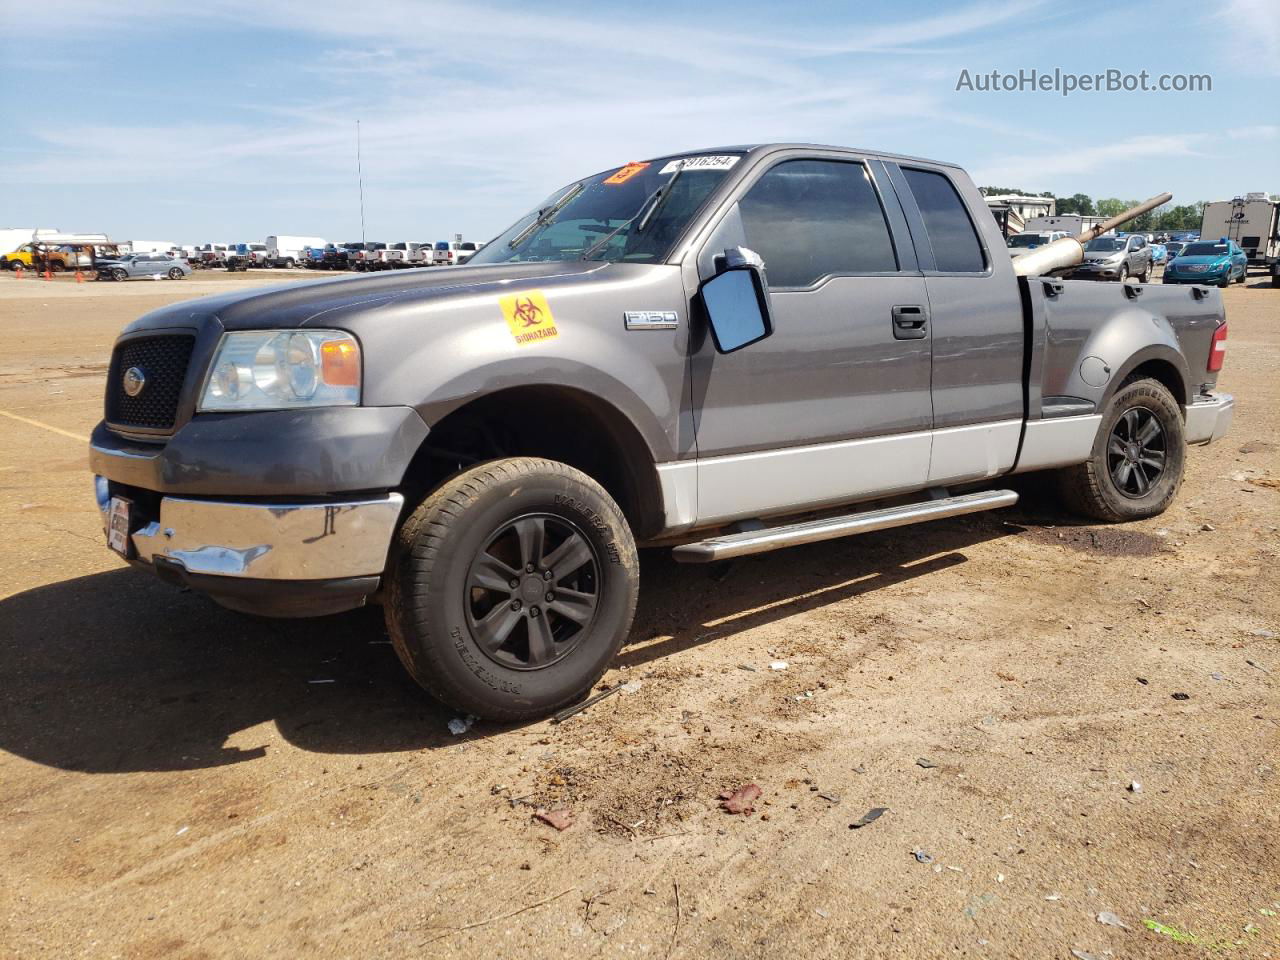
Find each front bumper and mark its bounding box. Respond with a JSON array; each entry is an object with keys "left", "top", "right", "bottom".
[
  {"left": 1183, "top": 392, "right": 1233, "bottom": 446},
  {"left": 1071, "top": 262, "right": 1125, "bottom": 280},
  {"left": 1164, "top": 269, "right": 1226, "bottom": 284},
  {"left": 94, "top": 477, "right": 403, "bottom": 615}
]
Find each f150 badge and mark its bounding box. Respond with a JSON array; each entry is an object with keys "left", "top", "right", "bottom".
[
  {"left": 501, "top": 290, "right": 559, "bottom": 345},
  {"left": 624, "top": 310, "right": 678, "bottom": 330}
]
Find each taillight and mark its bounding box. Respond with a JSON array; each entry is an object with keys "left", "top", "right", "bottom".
[{"left": 1208, "top": 321, "right": 1227, "bottom": 372}]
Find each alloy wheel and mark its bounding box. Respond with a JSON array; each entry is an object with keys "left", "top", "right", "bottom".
[
  {"left": 464, "top": 513, "right": 601, "bottom": 670},
  {"left": 1107, "top": 406, "right": 1166, "bottom": 498}
]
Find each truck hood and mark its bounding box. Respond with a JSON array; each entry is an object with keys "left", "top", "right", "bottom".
[{"left": 118, "top": 260, "right": 613, "bottom": 335}]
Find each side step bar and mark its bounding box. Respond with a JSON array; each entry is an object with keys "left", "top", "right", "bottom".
[{"left": 672, "top": 489, "right": 1019, "bottom": 563}]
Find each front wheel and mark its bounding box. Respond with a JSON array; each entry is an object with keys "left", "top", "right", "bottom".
[
  {"left": 1139, "top": 260, "right": 1152, "bottom": 283},
  {"left": 1057, "top": 377, "right": 1185, "bottom": 522},
  {"left": 111, "top": 268, "right": 128, "bottom": 282},
  {"left": 167, "top": 267, "right": 184, "bottom": 279},
  {"left": 1117, "top": 264, "right": 1129, "bottom": 282},
  {"left": 385, "top": 458, "right": 639, "bottom": 721}
]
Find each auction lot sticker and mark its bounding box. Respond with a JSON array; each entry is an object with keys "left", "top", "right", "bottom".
[
  {"left": 659, "top": 154, "right": 740, "bottom": 174},
  {"left": 603, "top": 162, "right": 650, "bottom": 185},
  {"left": 501, "top": 290, "right": 560, "bottom": 345}
]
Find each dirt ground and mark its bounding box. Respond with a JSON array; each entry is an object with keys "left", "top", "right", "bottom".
[{"left": 1, "top": 267, "right": 1277, "bottom": 960}]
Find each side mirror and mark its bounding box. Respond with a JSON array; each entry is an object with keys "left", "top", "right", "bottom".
[{"left": 699, "top": 248, "right": 774, "bottom": 354}]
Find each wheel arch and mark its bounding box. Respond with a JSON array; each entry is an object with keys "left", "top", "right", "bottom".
[
  {"left": 1105, "top": 346, "right": 1191, "bottom": 411},
  {"left": 400, "top": 384, "right": 666, "bottom": 539}
]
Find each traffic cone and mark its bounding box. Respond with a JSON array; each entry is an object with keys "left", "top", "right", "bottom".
[
  {"left": 75, "top": 269, "right": 85, "bottom": 284},
  {"left": 14, "top": 265, "right": 24, "bottom": 279},
  {"left": 43, "top": 267, "right": 52, "bottom": 281}
]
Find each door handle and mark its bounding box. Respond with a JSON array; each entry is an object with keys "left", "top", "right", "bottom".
[{"left": 892, "top": 304, "right": 929, "bottom": 340}]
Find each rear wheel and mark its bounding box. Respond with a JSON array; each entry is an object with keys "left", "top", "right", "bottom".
[
  {"left": 1058, "top": 377, "right": 1185, "bottom": 522},
  {"left": 385, "top": 458, "right": 639, "bottom": 721}
]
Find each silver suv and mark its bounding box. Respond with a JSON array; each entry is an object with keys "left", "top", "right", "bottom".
[{"left": 1071, "top": 234, "right": 1153, "bottom": 282}]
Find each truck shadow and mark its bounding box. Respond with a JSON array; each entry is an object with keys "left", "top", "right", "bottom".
[{"left": 0, "top": 512, "right": 1023, "bottom": 774}]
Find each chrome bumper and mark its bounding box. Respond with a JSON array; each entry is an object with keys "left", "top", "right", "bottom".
[
  {"left": 1183, "top": 392, "right": 1233, "bottom": 445},
  {"left": 95, "top": 477, "right": 403, "bottom": 580}
]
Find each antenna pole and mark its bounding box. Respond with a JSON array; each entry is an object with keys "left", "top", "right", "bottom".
[{"left": 356, "top": 120, "right": 366, "bottom": 244}]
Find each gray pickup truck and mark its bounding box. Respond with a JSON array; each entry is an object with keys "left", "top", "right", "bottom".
[{"left": 91, "top": 143, "right": 1234, "bottom": 720}]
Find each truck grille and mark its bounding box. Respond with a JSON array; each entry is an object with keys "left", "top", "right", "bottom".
[{"left": 105, "top": 334, "right": 196, "bottom": 432}]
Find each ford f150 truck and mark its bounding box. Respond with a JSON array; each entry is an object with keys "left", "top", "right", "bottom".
[{"left": 90, "top": 143, "right": 1233, "bottom": 720}]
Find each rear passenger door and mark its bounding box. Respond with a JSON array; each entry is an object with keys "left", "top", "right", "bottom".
[
  {"left": 688, "top": 152, "right": 932, "bottom": 526},
  {"left": 886, "top": 163, "right": 1025, "bottom": 484}
]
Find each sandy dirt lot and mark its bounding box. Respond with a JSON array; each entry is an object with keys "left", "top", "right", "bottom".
[{"left": 1, "top": 268, "right": 1277, "bottom": 959}]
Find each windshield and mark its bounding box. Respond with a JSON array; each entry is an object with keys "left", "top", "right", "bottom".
[
  {"left": 1007, "top": 234, "right": 1047, "bottom": 248},
  {"left": 1085, "top": 237, "right": 1124, "bottom": 252},
  {"left": 1182, "top": 242, "right": 1227, "bottom": 256},
  {"left": 468, "top": 152, "right": 743, "bottom": 265}
]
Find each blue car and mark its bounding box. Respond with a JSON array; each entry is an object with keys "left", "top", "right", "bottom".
[
  {"left": 1163, "top": 238, "right": 1248, "bottom": 287},
  {"left": 1149, "top": 243, "right": 1168, "bottom": 264}
]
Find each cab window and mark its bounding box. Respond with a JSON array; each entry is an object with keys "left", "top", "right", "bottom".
[
  {"left": 737, "top": 158, "right": 897, "bottom": 288},
  {"left": 901, "top": 167, "right": 986, "bottom": 273}
]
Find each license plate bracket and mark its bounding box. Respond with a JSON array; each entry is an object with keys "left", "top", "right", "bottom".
[{"left": 107, "top": 496, "right": 133, "bottom": 558}]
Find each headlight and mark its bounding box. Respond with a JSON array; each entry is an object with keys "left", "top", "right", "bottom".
[{"left": 199, "top": 329, "right": 361, "bottom": 412}]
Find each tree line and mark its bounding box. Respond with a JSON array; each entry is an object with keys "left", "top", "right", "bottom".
[{"left": 979, "top": 186, "right": 1205, "bottom": 232}]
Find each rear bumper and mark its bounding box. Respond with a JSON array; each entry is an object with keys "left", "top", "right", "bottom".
[
  {"left": 94, "top": 477, "right": 403, "bottom": 615},
  {"left": 1184, "top": 392, "right": 1233, "bottom": 445}
]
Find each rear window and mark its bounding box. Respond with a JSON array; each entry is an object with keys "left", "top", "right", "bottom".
[
  {"left": 460, "top": 242, "right": 477, "bottom": 251},
  {"left": 902, "top": 168, "right": 986, "bottom": 273},
  {"left": 435, "top": 242, "right": 450, "bottom": 251}
]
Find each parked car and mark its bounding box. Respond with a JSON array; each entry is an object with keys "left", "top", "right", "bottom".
[
  {"left": 90, "top": 143, "right": 1232, "bottom": 721},
  {"left": 301, "top": 246, "right": 327, "bottom": 269},
  {"left": 349, "top": 242, "right": 388, "bottom": 271},
  {"left": 95, "top": 254, "right": 191, "bottom": 281},
  {"left": 1006, "top": 231, "right": 1068, "bottom": 260},
  {"left": 1164, "top": 241, "right": 1185, "bottom": 260},
  {"left": 265, "top": 235, "right": 326, "bottom": 269},
  {"left": 1070, "top": 234, "right": 1153, "bottom": 281},
  {"left": 225, "top": 243, "right": 265, "bottom": 271},
  {"left": 1162, "top": 238, "right": 1249, "bottom": 287},
  {"left": 1, "top": 243, "right": 37, "bottom": 270},
  {"left": 1149, "top": 243, "right": 1168, "bottom": 264},
  {"left": 432, "top": 240, "right": 479, "bottom": 265}
]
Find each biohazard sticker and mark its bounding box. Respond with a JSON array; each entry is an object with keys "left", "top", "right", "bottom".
[
  {"left": 501, "top": 290, "right": 559, "bottom": 345},
  {"left": 603, "top": 162, "right": 649, "bottom": 185}
]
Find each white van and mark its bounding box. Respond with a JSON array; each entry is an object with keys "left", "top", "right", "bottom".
[{"left": 265, "top": 235, "right": 326, "bottom": 269}]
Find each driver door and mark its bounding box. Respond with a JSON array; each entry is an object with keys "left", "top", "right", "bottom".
[{"left": 688, "top": 153, "right": 933, "bottom": 526}]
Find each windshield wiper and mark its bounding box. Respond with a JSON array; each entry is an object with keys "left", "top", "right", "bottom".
[
  {"left": 508, "top": 182, "right": 585, "bottom": 249},
  {"left": 579, "top": 161, "right": 686, "bottom": 261}
]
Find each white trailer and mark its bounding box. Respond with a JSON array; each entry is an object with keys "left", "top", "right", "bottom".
[
  {"left": 265, "top": 235, "right": 326, "bottom": 268},
  {"left": 1200, "top": 195, "right": 1280, "bottom": 267},
  {"left": 1021, "top": 214, "right": 1111, "bottom": 236},
  {"left": 124, "top": 240, "right": 177, "bottom": 254},
  {"left": 0, "top": 227, "right": 59, "bottom": 254}
]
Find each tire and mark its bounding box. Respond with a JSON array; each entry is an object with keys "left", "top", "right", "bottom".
[
  {"left": 1235, "top": 265, "right": 1247, "bottom": 285},
  {"left": 1117, "top": 264, "right": 1129, "bottom": 282},
  {"left": 385, "top": 457, "right": 639, "bottom": 721},
  {"left": 111, "top": 268, "right": 128, "bottom": 282},
  {"left": 167, "top": 267, "right": 184, "bottom": 279},
  {"left": 285, "top": 258, "right": 295, "bottom": 269},
  {"left": 1058, "top": 377, "right": 1185, "bottom": 522},
  {"left": 1139, "top": 260, "right": 1152, "bottom": 283}
]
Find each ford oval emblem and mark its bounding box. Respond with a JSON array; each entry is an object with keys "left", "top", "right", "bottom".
[{"left": 122, "top": 366, "right": 147, "bottom": 397}]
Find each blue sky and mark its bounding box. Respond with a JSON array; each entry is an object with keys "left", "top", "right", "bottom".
[{"left": 1, "top": 0, "right": 1276, "bottom": 245}]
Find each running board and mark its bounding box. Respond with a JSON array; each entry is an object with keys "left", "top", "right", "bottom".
[{"left": 671, "top": 489, "right": 1019, "bottom": 563}]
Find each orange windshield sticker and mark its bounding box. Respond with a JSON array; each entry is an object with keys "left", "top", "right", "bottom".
[
  {"left": 501, "top": 290, "right": 559, "bottom": 345},
  {"left": 603, "top": 162, "right": 650, "bottom": 185}
]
